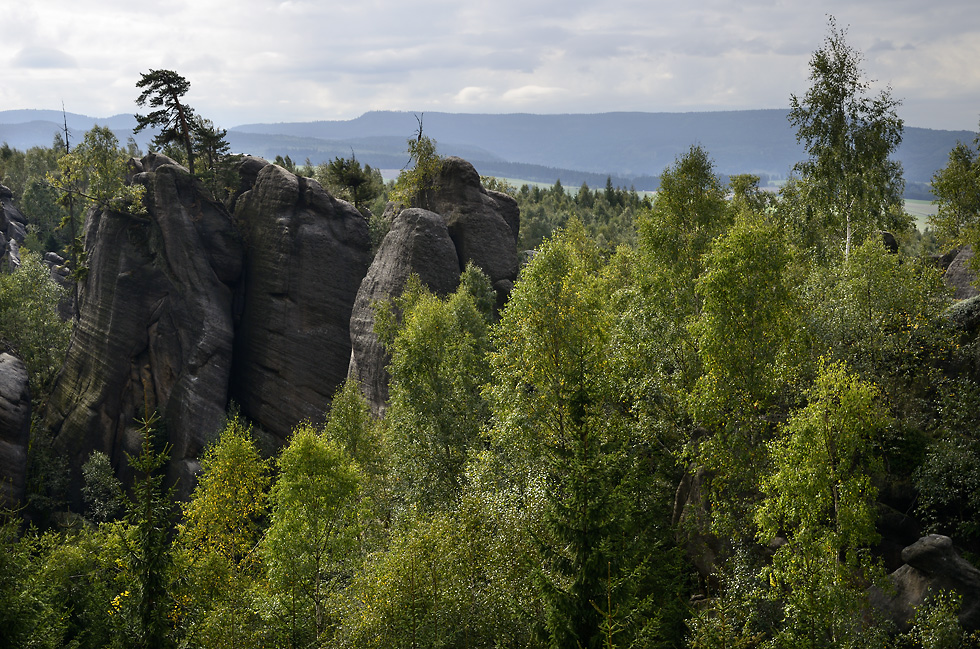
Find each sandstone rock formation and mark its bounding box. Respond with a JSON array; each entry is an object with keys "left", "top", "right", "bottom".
[
  {"left": 230, "top": 158, "right": 372, "bottom": 438},
  {"left": 427, "top": 156, "right": 520, "bottom": 304},
  {"left": 944, "top": 247, "right": 979, "bottom": 300},
  {"left": 349, "top": 157, "right": 521, "bottom": 414},
  {"left": 0, "top": 353, "right": 31, "bottom": 509},
  {"left": 1, "top": 184, "right": 28, "bottom": 271},
  {"left": 870, "top": 534, "right": 980, "bottom": 632},
  {"left": 44, "top": 154, "right": 243, "bottom": 499},
  {"left": 348, "top": 208, "right": 461, "bottom": 414}
]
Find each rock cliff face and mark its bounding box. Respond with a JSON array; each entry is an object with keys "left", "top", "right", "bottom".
[
  {"left": 33, "top": 153, "right": 520, "bottom": 502},
  {"left": 44, "top": 154, "right": 243, "bottom": 498},
  {"left": 427, "top": 157, "right": 520, "bottom": 296},
  {"left": 348, "top": 208, "right": 461, "bottom": 415},
  {"left": 230, "top": 158, "right": 372, "bottom": 438},
  {"left": 1, "top": 184, "right": 28, "bottom": 271},
  {"left": 0, "top": 353, "right": 31, "bottom": 509},
  {"left": 349, "top": 157, "right": 521, "bottom": 414}
]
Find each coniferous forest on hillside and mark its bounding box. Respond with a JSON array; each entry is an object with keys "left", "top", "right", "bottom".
[{"left": 3, "top": 18, "right": 980, "bottom": 649}]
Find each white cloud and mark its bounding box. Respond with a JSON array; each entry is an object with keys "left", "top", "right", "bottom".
[
  {"left": 0, "top": 0, "right": 977, "bottom": 130},
  {"left": 502, "top": 85, "right": 566, "bottom": 104},
  {"left": 12, "top": 47, "right": 77, "bottom": 69}
]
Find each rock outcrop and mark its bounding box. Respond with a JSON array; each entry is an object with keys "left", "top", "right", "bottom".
[
  {"left": 1, "top": 184, "right": 28, "bottom": 271},
  {"left": 0, "top": 353, "right": 31, "bottom": 509},
  {"left": 426, "top": 157, "right": 520, "bottom": 304},
  {"left": 870, "top": 534, "right": 980, "bottom": 632},
  {"left": 348, "top": 208, "right": 461, "bottom": 414},
  {"left": 44, "top": 154, "right": 243, "bottom": 499},
  {"left": 230, "top": 158, "right": 372, "bottom": 439},
  {"left": 349, "top": 158, "right": 521, "bottom": 414},
  {"left": 944, "top": 247, "right": 979, "bottom": 300}
]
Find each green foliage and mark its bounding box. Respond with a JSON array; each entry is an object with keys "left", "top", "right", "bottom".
[
  {"left": 915, "top": 431, "right": 980, "bottom": 542},
  {"left": 686, "top": 546, "right": 779, "bottom": 649},
  {"left": 691, "top": 211, "right": 799, "bottom": 425},
  {"left": 179, "top": 413, "right": 269, "bottom": 567},
  {"left": 262, "top": 422, "right": 361, "bottom": 646},
  {"left": 335, "top": 496, "right": 543, "bottom": 649},
  {"left": 930, "top": 125, "right": 980, "bottom": 279},
  {"left": 20, "top": 178, "right": 69, "bottom": 253},
  {"left": 117, "top": 412, "right": 176, "bottom": 649},
  {"left": 46, "top": 125, "right": 146, "bottom": 291},
  {"left": 135, "top": 69, "right": 197, "bottom": 174},
  {"left": 0, "top": 250, "right": 71, "bottom": 398},
  {"left": 49, "top": 124, "right": 146, "bottom": 213},
  {"left": 512, "top": 178, "right": 646, "bottom": 251},
  {"left": 787, "top": 16, "right": 907, "bottom": 260},
  {"left": 0, "top": 522, "right": 35, "bottom": 648},
  {"left": 489, "top": 222, "right": 687, "bottom": 648},
  {"left": 756, "top": 360, "right": 887, "bottom": 649},
  {"left": 688, "top": 211, "right": 801, "bottom": 532},
  {"left": 638, "top": 144, "right": 730, "bottom": 314},
  {"left": 316, "top": 155, "right": 384, "bottom": 211},
  {"left": 172, "top": 413, "right": 271, "bottom": 649},
  {"left": 907, "top": 590, "right": 966, "bottom": 649},
  {"left": 12, "top": 523, "right": 128, "bottom": 649},
  {"left": 81, "top": 450, "right": 123, "bottom": 523},
  {"left": 803, "top": 238, "right": 952, "bottom": 422},
  {"left": 377, "top": 266, "right": 493, "bottom": 509},
  {"left": 192, "top": 116, "right": 235, "bottom": 197},
  {"left": 390, "top": 133, "right": 442, "bottom": 209},
  {"left": 325, "top": 378, "right": 381, "bottom": 471}
]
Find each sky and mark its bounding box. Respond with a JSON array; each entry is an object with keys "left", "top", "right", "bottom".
[{"left": 4, "top": 0, "right": 980, "bottom": 132}]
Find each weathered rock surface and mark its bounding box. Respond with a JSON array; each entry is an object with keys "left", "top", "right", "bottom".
[
  {"left": 0, "top": 353, "right": 31, "bottom": 509},
  {"left": 944, "top": 246, "right": 979, "bottom": 300},
  {"left": 348, "top": 158, "right": 521, "bottom": 414},
  {"left": 426, "top": 156, "right": 520, "bottom": 294},
  {"left": 870, "top": 534, "right": 980, "bottom": 632},
  {"left": 1, "top": 184, "right": 28, "bottom": 271},
  {"left": 44, "top": 154, "right": 243, "bottom": 499},
  {"left": 348, "top": 208, "right": 460, "bottom": 415},
  {"left": 231, "top": 158, "right": 372, "bottom": 439}
]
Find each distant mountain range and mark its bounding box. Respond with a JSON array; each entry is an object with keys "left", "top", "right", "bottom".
[{"left": 2, "top": 109, "right": 974, "bottom": 195}]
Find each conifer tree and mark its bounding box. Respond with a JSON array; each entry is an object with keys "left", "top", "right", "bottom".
[{"left": 135, "top": 69, "right": 197, "bottom": 174}]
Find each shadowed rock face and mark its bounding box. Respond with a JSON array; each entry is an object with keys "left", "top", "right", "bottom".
[
  {"left": 230, "top": 159, "right": 372, "bottom": 439},
  {"left": 427, "top": 156, "right": 520, "bottom": 292},
  {"left": 870, "top": 534, "right": 980, "bottom": 632},
  {"left": 0, "top": 353, "right": 30, "bottom": 509},
  {"left": 944, "top": 247, "right": 979, "bottom": 300},
  {"left": 44, "top": 154, "right": 243, "bottom": 499},
  {"left": 348, "top": 208, "right": 461, "bottom": 415},
  {"left": 349, "top": 158, "right": 521, "bottom": 415},
  {"left": 1, "top": 184, "right": 28, "bottom": 271}
]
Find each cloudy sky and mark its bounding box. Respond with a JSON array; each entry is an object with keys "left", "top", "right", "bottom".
[{"left": 4, "top": 0, "right": 979, "bottom": 131}]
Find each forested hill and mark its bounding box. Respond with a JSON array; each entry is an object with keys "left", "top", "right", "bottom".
[
  {"left": 0, "top": 108, "right": 974, "bottom": 192},
  {"left": 230, "top": 110, "right": 975, "bottom": 190}
]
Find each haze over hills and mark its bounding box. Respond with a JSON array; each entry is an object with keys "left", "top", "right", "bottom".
[{"left": 1, "top": 109, "right": 974, "bottom": 194}]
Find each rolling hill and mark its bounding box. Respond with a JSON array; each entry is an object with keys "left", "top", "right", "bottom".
[{"left": 1, "top": 109, "right": 974, "bottom": 194}]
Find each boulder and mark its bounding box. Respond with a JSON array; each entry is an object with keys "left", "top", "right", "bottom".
[
  {"left": 348, "top": 208, "right": 460, "bottom": 415},
  {"left": 426, "top": 156, "right": 520, "bottom": 295},
  {"left": 880, "top": 230, "right": 899, "bottom": 254},
  {"left": 944, "top": 247, "right": 979, "bottom": 300},
  {"left": 0, "top": 353, "right": 31, "bottom": 509},
  {"left": 870, "top": 534, "right": 980, "bottom": 632},
  {"left": 230, "top": 159, "right": 372, "bottom": 439},
  {"left": 44, "top": 154, "right": 243, "bottom": 501}
]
